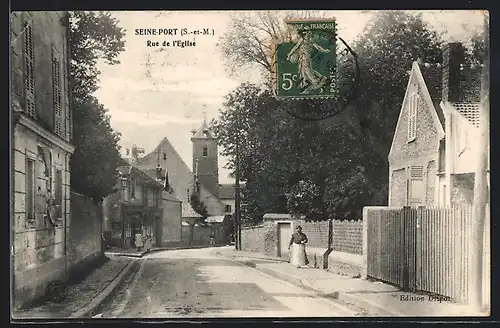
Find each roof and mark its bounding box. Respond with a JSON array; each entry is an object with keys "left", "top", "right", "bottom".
[
  {"left": 182, "top": 202, "right": 202, "bottom": 218},
  {"left": 191, "top": 121, "right": 215, "bottom": 139},
  {"left": 452, "top": 103, "right": 480, "bottom": 128},
  {"left": 418, "top": 63, "right": 445, "bottom": 128},
  {"left": 218, "top": 183, "right": 245, "bottom": 199},
  {"left": 117, "top": 165, "right": 163, "bottom": 188},
  {"left": 263, "top": 213, "right": 293, "bottom": 220},
  {"left": 417, "top": 60, "right": 482, "bottom": 129},
  {"left": 205, "top": 215, "right": 226, "bottom": 223},
  {"left": 162, "top": 191, "right": 181, "bottom": 202}
]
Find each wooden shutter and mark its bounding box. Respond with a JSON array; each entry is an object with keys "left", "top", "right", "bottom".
[
  {"left": 409, "top": 165, "right": 424, "bottom": 206},
  {"left": 52, "top": 47, "right": 62, "bottom": 137},
  {"left": 24, "top": 20, "right": 35, "bottom": 117},
  {"left": 408, "top": 92, "right": 418, "bottom": 141}
]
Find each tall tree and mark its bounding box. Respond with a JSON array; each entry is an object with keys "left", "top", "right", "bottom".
[
  {"left": 217, "top": 11, "right": 481, "bottom": 221},
  {"left": 69, "top": 11, "right": 126, "bottom": 201}
]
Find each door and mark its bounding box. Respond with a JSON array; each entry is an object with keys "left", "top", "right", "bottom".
[
  {"left": 277, "top": 222, "right": 292, "bottom": 258},
  {"left": 155, "top": 216, "right": 162, "bottom": 246}
]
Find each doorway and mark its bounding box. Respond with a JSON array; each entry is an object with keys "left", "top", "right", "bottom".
[{"left": 277, "top": 222, "right": 292, "bottom": 258}]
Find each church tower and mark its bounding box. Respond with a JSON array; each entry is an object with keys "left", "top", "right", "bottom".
[{"left": 191, "top": 118, "right": 219, "bottom": 198}]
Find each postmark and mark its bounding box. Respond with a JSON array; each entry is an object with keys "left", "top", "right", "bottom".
[{"left": 271, "top": 18, "right": 360, "bottom": 121}]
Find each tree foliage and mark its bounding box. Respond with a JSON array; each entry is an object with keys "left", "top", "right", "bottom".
[
  {"left": 69, "top": 11, "right": 125, "bottom": 201},
  {"left": 189, "top": 192, "right": 209, "bottom": 220},
  {"left": 216, "top": 11, "right": 484, "bottom": 222}
]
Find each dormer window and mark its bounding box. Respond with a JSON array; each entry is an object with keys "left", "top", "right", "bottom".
[
  {"left": 202, "top": 146, "right": 208, "bottom": 157},
  {"left": 408, "top": 90, "right": 419, "bottom": 142}
]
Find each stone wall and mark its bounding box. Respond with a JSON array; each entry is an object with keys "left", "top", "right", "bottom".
[
  {"left": 181, "top": 225, "right": 226, "bottom": 245},
  {"left": 294, "top": 219, "right": 330, "bottom": 248},
  {"left": 161, "top": 196, "right": 182, "bottom": 243},
  {"left": 240, "top": 219, "right": 363, "bottom": 259},
  {"left": 66, "top": 191, "right": 103, "bottom": 276},
  {"left": 332, "top": 220, "right": 363, "bottom": 255}
]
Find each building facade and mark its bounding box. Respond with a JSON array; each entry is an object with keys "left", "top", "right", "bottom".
[
  {"left": 11, "top": 11, "right": 74, "bottom": 308},
  {"left": 132, "top": 122, "right": 227, "bottom": 218},
  {"left": 103, "top": 164, "right": 166, "bottom": 248},
  {"left": 388, "top": 42, "right": 484, "bottom": 207}
]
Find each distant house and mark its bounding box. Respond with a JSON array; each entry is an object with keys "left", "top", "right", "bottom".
[
  {"left": 129, "top": 120, "right": 229, "bottom": 219},
  {"left": 103, "top": 161, "right": 182, "bottom": 248},
  {"left": 218, "top": 183, "right": 245, "bottom": 214},
  {"left": 388, "top": 42, "right": 487, "bottom": 208}
]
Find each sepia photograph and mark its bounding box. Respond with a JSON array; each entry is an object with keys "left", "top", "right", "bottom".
[{"left": 10, "top": 9, "right": 490, "bottom": 320}]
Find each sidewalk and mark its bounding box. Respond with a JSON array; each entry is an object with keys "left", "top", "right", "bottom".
[
  {"left": 12, "top": 256, "right": 136, "bottom": 319},
  {"left": 215, "top": 248, "right": 488, "bottom": 317},
  {"left": 105, "top": 242, "right": 230, "bottom": 258}
]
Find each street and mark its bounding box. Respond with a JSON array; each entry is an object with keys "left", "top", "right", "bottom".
[{"left": 99, "top": 248, "right": 357, "bottom": 318}]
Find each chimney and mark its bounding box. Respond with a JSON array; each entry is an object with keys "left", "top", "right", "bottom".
[{"left": 442, "top": 42, "right": 466, "bottom": 103}]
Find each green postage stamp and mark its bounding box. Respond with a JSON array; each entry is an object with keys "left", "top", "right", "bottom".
[{"left": 272, "top": 18, "right": 338, "bottom": 100}]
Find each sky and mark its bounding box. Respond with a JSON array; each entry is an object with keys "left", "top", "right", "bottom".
[{"left": 94, "top": 10, "right": 485, "bottom": 184}]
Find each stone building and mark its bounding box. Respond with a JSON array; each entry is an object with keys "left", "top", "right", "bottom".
[
  {"left": 102, "top": 162, "right": 180, "bottom": 248},
  {"left": 133, "top": 120, "right": 230, "bottom": 218},
  {"left": 11, "top": 11, "right": 74, "bottom": 308},
  {"left": 388, "top": 42, "right": 487, "bottom": 207}
]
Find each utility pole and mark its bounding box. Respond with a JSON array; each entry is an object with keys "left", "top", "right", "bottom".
[
  {"left": 235, "top": 140, "right": 241, "bottom": 250},
  {"left": 470, "top": 14, "right": 489, "bottom": 312}
]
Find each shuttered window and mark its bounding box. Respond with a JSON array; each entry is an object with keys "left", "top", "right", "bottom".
[
  {"left": 409, "top": 165, "right": 425, "bottom": 206},
  {"left": 52, "top": 47, "right": 63, "bottom": 137},
  {"left": 408, "top": 91, "right": 418, "bottom": 142},
  {"left": 23, "top": 20, "right": 35, "bottom": 117}
]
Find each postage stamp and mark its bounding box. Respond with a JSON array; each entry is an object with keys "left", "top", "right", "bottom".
[{"left": 272, "top": 18, "right": 338, "bottom": 100}]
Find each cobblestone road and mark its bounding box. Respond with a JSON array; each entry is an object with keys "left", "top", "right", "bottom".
[{"left": 99, "top": 248, "right": 357, "bottom": 318}]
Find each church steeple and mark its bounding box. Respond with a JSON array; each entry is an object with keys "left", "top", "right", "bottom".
[{"left": 191, "top": 113, "right": 219, "bottom": 197}]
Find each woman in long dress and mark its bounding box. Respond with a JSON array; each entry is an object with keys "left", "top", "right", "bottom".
[{"left": 288, "top": 226, "right": 309, "bottom": 268}]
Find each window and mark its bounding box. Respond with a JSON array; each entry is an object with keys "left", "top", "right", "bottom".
[
  {"left": 225, "top": 205, "right": 232, "bottom": 213},
  {"left": 143, "top": 186, "right": 148, "bottom": 205},
  {"left": 23, "top": 20, "right": 35, "bottom": 117},
  {"left": 409, "top": 166, "right": 424, "bottom": 206},
  {"left": 52, "top": 47, "right": 62, "bottom": 137},
  {"left": 129, "top": 179, "right": 135, "bottom": 198},
  {"left": 202, "top": 146, "right": 208, "bottom": 157},
  {"left": 54, "top": 169, "right": 62, "bottom": 218},
  {"left": 25, "top": 158, "right": 35, "bottom": 222},
  {"left": 154, "top": 189, "right": 160, "bottom": 207},
  {"left": 407, "top": 91, "right": 418, "bottom": 142},
  {"left": 187, "top": 189, "right": 190, "bottom": 199}
]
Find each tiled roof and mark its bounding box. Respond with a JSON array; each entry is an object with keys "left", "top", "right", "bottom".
[
  {"left": 218, "top": 183, "right": 245, "bottom": 199},
  {"left": 453, "top": 103, "right": 481, "bottom": 128},
  {"left": 418, "top": 63, "right": 445, "bottom": 128},
  {"left": 417, "top": 61, "right": 482, "bottom": 129}
]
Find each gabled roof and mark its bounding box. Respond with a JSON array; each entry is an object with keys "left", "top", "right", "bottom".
[
  {"left": 182, "top": 202, "right": 203, "bottom": 218},
  {"left": 117, "top": 165, "right": 163, "bottom": 188},
  {"left": 418, "top": 62, "right": 445, "bottom": 128}
]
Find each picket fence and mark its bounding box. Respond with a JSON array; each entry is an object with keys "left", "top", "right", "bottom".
[{"left": 365, "top": 205, "right": 474, "bottom": 303}]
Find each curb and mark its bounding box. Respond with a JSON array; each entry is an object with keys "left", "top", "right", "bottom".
[
  {"left": 218, "top": 255, "right": 358, "bottom": 315},
  {"left": 106, "top": 244, "right": 230, "bottom": 258},
  {"left": 69, "top": 259, "right": 138, "bottom": 318},
  {"left": 220, "top": 255, "right": 398, "bottom": 317}
]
